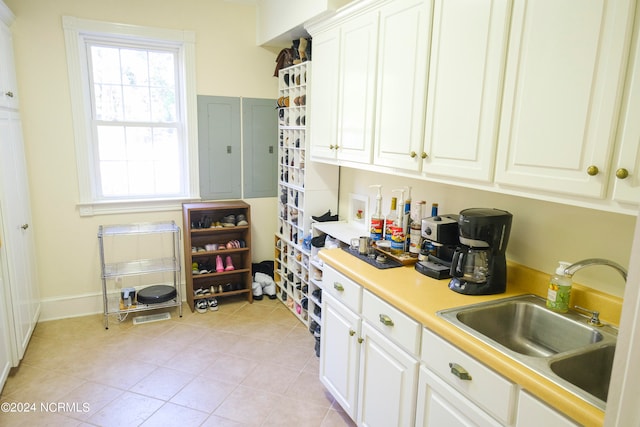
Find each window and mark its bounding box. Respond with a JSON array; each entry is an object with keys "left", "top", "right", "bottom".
[{"left": 63, "top": 17, "right": 198, "bottom": 215}]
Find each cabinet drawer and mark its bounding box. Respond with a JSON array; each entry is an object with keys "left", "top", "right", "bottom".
[
  {"left": 362, "top": 290, "right": 421, "bottom": 356},
  {"left": 421, "top": 328, "right": 516, "bottom": 425},
  {"left": 323, "top": 265, "right": 362, "bottom": 312}
]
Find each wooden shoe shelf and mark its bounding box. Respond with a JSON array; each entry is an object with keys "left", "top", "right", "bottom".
[
  {"left": 274, "top": 61, "right": 339, "bottom": 327},
  {"left": 182, "top": 201, "right": 253, "bottom": 312}
]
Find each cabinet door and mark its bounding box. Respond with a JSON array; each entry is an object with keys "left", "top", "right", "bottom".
[
  {"left": 336, "top": 10, "right": 378, "bottom": 164},
  {"left": 320, "top": 292, "right": 361, "bottom": 420},
  {"left": 242, "top": 97, "right": 278, "bottom": 198},
  {"left": 372, "top": 0, "right": 431, "bottom": 171},
  {"left": 516, "top": 390, "right": 579, "bottom": 427},
  {"left": 197, "top": 96, "right": 241, "bottom": 200},
  {"left": 416, "top": 366, "right": 503, "bottom": 427},
  {"left": 309, "top": 28, "right": 340, "bottom": 161},
  {"left": 0, "top": 269, "right": 13, "bottom": 388},
  {"left": 612, "top": 25, "right": 640, "bottom": 206},
  {"left": 0, "top": 21, "right": 19, "bottom": 110},
  {"left": 423, "top": 0, "right": 510, "bottom": 182},
  {"left": 0, "top": 110, "right": 40, "bottom": 363},
  {"left": 495, "top": 0, "right": 636, "bottom": 197},
  {"left": 357, "top": 321, "right": 419, "bottom": 427}
]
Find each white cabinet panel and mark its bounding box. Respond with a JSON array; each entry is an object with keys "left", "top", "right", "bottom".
[
  {"left": 0, "top": 20, "right": 19, "bottom": 110},
  {"left": 495, "top": 0, "right": 636, "bottom": 197},
  {"left": 372, "top": 0, "right": 431, "bottom": 171},
  {"left": 358, "top": 321, "right": 419, "bottom": 427},
  {"left": 336, "top": 10, "right": 378, "bottom": 163},
  {"left": 423, "top": 0, "right": 510, "bottom": 182},
  {"left": 516, "top": 390, "right": 579, "bottom": 427}
]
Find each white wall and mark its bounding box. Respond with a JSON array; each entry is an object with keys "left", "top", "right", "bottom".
[
  {"left": 5, "top": 0, "right": 281, "bottom": 319},
  {"left": 339, "top": 168, "right": 636, "bottom": 298}
]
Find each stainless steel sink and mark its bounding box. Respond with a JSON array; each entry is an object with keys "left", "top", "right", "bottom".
[
  {"left": 452, "top": 296, "right": 604, "bottom": 357},
  {"left": 438, "top": 294, "right": 618, "bottom": 410},
  {"left": 550, "top": 344, "right": 616, "bottom": 403}
]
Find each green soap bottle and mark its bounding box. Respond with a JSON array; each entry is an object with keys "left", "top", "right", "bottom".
[{"left": 546, "top": 261, "right": 572, "bottom": 312}]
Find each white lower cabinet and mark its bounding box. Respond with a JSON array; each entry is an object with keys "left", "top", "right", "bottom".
[
  {"left": 416, "top": 366, "right": 503, "bottom": 427},
  {"left": 320, "top": 265, "right": 420, "bottom": 426},
  {"left": 515, "top": 390, "right": 579, "bottom": 427}
]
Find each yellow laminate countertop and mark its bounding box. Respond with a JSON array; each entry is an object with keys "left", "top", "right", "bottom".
[{"left": 319, "top": 248, "right": 623, "bottom": 427}]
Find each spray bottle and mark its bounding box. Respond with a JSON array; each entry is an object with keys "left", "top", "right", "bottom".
[
  {"left": 369, "top": 185, "right": 384, "bottom": 241},
  {"left": 404, "top": 186, "right": 412, "bottom": 252},
  {"left": 390, "top": 188, "right": 407, "bottom": 254}
]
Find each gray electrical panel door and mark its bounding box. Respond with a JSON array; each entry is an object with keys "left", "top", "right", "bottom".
[
  {"left": 242, "top": 98, "right": 277, "bottom": 198},
  {"left": 198, "top": 95, "right": 241, "bottom": 200}
]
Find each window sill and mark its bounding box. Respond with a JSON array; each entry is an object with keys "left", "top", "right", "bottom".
[{"left": 77, "top": 197, "right": 200, "bottom": 217}]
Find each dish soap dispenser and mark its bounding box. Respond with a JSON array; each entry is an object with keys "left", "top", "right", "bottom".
[
  {"left": 369, "top": 185, "right": 384, "bottom": 241},
  {"left": 546, "top": 261, "right": 572, "bottom": 312}
]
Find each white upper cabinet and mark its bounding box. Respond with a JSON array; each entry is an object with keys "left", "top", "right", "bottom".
[
  {"left": 495, "top": 0, "right": 636, "bottom": 198},
  {"left": 612, "top": 19, "right": 640, "bottom": 206},
  {"left": 422, "top": 0, "right": 511, "bottom": 182},
  {"left": 308, "top": 8, "right": 378, "bottom": 164},
  {"left": 372, "top": 0, "right": 431, "bottom": 171},
  {"left": 0, "top": 8, "right": 19, "bottom": 110}
]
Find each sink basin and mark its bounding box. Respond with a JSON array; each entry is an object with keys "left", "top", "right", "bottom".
[
  {"left": 452, "top": 296, "right": 603, "bottom": 357},
  {"left": 437, "top": 294, "right": 618, "bottom": 410},
  {"left": 550, "top": 344, "right": 616, "bottom": 403}
]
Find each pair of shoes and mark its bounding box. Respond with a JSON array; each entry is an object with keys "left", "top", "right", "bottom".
[
  {"left": 254, "top": 272, "right": 277, "bottom": 299},
  {"left": 208, "top": 297, "right": 218, "bottom": 311},
  {"left": 205, "top": 243, "right": 219, "bottom": 251},
  {"left": 226, "top": 240, "right": 244, "bottom": 249},
  {"left": 215, "top": 255, "right": 234, "bottom": 272},
  {"left": 221, "top": 215, "right": 236, "bottom": 227}
]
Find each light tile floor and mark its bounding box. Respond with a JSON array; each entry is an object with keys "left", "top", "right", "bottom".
[{"left": 0, "top": 296, "right": 356, "bottom": 427}]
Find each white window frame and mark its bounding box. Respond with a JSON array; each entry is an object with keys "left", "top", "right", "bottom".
[{"left": 63, "top": 16, "right": 199, "bottom": 216}]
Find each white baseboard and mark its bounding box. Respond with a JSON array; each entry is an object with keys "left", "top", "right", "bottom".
[{"left": 39, "top": 283, "right": 187, "bottom": 322}]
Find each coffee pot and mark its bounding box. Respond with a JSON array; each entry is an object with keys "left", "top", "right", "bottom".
[{"left": 449, "top": 208, "right": 513, "bottom": 295}]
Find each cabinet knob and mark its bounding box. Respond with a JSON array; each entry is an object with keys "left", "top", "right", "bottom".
[
  {"left": 410, "top": 151, "right": 417, "bottom": 158},
  {"left": 449, "top": 363, "right": 472, "bottom": 380},
  {"left": 349, "top": 329, "right": 356, "bottom": 336},
  {"left": 586, "top": 165, "right": 599, "bottom": 176},
  {"left": 334, "top": 282, "right": 344, "bottom": 292},
  {"left": 21, "top": 224, "right": 29, "bottom": 230},
  {"left": 421, "top": 152, "right": 428, "bottom": 159},
  {"left": 334, "top": 145, "right": 339, "bottom": 150},
  {"left": 357, "top": 337, "right": 364, "bottom": 344},
  {"left": 329, "top": 145, "right": 335, "bottom": 150},
  {"left": 616, "top": 168, "right": 629, "bottom": 179},
  {"left": 5, "top": 91, "right": 14, "bottom": 98},
  {"left": 379, "top": 314, "right": 394, "bottom": 326}
]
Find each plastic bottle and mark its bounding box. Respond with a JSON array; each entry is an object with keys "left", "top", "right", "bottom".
[
  {"left": 546, "top": 261, "right": 573, "bottom": 312},
  {"left": 403, "top": 187, "right": 412, "bottom": 252},
  {"left": 384, "top": 197, "right": 398, "bottom": 241},
  {"left": 390, "top": 189, "right": 406, "bottom": 254},
  {"left": 409, "top": 201, "right": 425, "bottom": 255},
  {"left": 369, "top": 185, "right": 384, "bottom": 241}
]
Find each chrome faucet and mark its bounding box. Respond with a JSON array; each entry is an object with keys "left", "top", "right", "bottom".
[{"left": 563, "top": 258, "right": 628, "bottom": 282}]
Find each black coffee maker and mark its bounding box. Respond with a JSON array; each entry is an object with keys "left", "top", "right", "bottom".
[{"left": 449, "top": 208, "right": 513, "bottom": 295}]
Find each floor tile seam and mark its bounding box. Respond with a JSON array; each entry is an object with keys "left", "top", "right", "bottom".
[{"left": 127, "top": 366, "right": 198, "bottom": 402}]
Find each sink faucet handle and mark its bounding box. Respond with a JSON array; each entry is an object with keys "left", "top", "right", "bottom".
[{"left": 573, "top": 305, "right": 602, "bottom": 326}]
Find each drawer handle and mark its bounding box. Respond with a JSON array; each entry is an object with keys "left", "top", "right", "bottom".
[
  {"left": 449, "top": 363, "right": 472, "bottom": 381},
  {"left": 379, "top": 314, "right": 394, "bottom": 326},
  {"left": 334, "top": 282, "right": 344, "bottom": 292}
]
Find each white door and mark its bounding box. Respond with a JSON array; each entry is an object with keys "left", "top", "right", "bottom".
[
  {"left": 0, "top": 110, "right": 40, "bottom": 363},
  {"left": 372, "top": 0, "right": 431, "bottom": 171},
  {"left": 495, "top": 0, "right": 636, "bottom": 197},
  {"left": 416, "top": 366, "right": 503, "bottom": 427},
  {"left": 357, "top": 321, "right": 419, "bottom": 427},
  {"left": 0, "top": 240, "right": 13, "bottom": 388},
  {"left": 423, "top": 0, "right": 510, "bottom": 182},
  {"left": 336, "top": 10, "right": 378, "bottom": 164},
  {"left": 320, "top": 292, "right": 361, "bottom": 420},
  {"left": 309, "top": 27, "right": 340, "bottom": 162}
]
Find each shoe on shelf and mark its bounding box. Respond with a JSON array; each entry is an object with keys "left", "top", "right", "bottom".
[
  {"left": 208, "top": 297, "right": 219, "bottom": 311},
  {"left": 225, "top": 256, "right": 235, "bottom": 271},
  {"left": 236, "top": 214, "right": 248, "bottom": 226},
  {"left": 312, "top": 210, "right": 339, "bottom": 222},
  {"left": 221, "top": 215, "right": 236, "bottom": 227},
  {"left": 215, "top": 255, "right": 224, "bottom": 273},
  {"left": 196, "top": 299, "right": 208, "bottom": 313}
]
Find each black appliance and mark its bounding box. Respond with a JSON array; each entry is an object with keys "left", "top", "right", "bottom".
[
  {"left": 449, "top": 208, "right": 513, "bottom": 295},
  {"left": 415, "top": 214, "right": 459, "bottom": 279}
]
